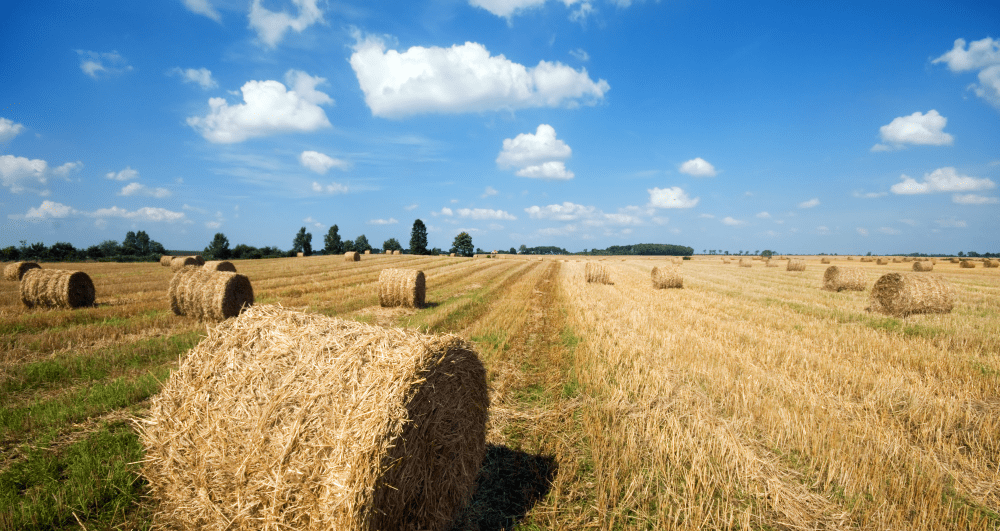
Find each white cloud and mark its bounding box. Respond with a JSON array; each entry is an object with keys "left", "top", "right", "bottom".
[
  {"left": 182, "top": 0, "right": 222, "bottom": 22},
  {"left": 497, "top": 124, "right": 574, "bottom": 180},
  {"left": 798, "top": 198, "right": 820, "bottom": 208},
  {"left": 300, "top": 150, "right": 349, "bottom": 174},
  {"left": 524, "top": 202, "right": 648, "bottom": 228},
  {"left": 878, "top": 227, "right": 900, "bottom": 235},
  {"left": 311, "top": 181, "right": 348, "bottom": 194},
  {"left": 871, "top": 110, "right": 953, "bottom": 151},
  {"left": 755, "top": 211, "right": 770, "bottom": 218},
  {"left": 481, "top": 186, "right": 498, "bottom": 198},
  {"left": 170, "top": 67, "right": 218, "bottom": 89},
  {"left": 302, "top": 216, "right": 325, "bottom": 230},
  {"left": 454, "top": 208, "right": 516, "bottom": 220},
  {"left": 205, "top": 221, "right": 222, "bottom": 229},
  {"left": 23, "top": 201, "right": 185, "bottom": 222},
  {"left": 404, "top": 203, "right": 418, "bottom": 211},
  {"left": 120, "top": 182, "right": 172, "bottom": 198},
  {"left": 856, "top": 227, "right": 869, "bottom": 236},
  {"left": 721, "top": 216, "right": 745, "bottom": 226},
  {"left": 439, "top": 207, "right": 453, "bottom": 216},
  {"left": 187, "top": 70, "right": 333, "bottom": 143},
  {"left": 936, "top": 217, "right": 967, "bottom": 228},
  {"left": 26, "top": 200, "right": 77, "bottom": 219},
  {"left": 369, "top": 217, "right": 399, "bottom": 225},
  {"left": 952, "top": 193, "right": 999, "bottom": 204},
  {"left": 933, "top": 38, "right": 1000, "bottom": 110},
  {"left": 0, "top": 154, "right": 48, "bottom": 193},
  {"left": 76, "top": 50, "right": 132, "bottom": 79},
  {"left": 890, "top": 167, "right": 995, "bottom": 195},
  {"left": 678, "top": 157, "right": 717, "bottom": 177},
  {"left": 52, "top": 161, "right": 83, "bottom": 177},
  {"left": 249, "top": 0, "right": 324, "bottom": 48},
  {"left": 853, "top": 190, "right": 887, "bottom": 198},
  {"left": 899, "top": 219, "right": 917, "bottom": 226},
  {"left": 648, "top": 186, "right": 699, "bottom": 209},
  {"left": 569, "top": 48, "right": 590, "bottom": 61},
  {"left": 0, "top": 118, "right": 25, "bottom": 142},
  {"left": 698, "top": 213, "right": 715, "bottom": 219},
  {"left": 349, "top": 34, "right": 609, "bottom": 118},
  {"left": 469, "top": 0, "right": 547, "bottom": 18},
  {"left": 516, "top": 161, "right": 574, "bottom": 180},
  {"left": 105, "top": 166, "right": 139, "bottom": 181},
  {"left": 525, "top": 202, "right": 596, "bottom": 221}
]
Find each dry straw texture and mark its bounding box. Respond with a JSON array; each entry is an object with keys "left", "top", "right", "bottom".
[
  {"left": 170, "top": 256, "right": 200, "bottom": 271},
  {"left": 364, "top": 250, "right": 371, "bottom": 255},
  {"left": 867, "top": 273, "right": 954, "bottom": 317},
  {"left": 902, "top": 257, "right": 913, "bottom": 262},
  {"left": 168, "top": 267, "right": 253, "bottom": 321},
  {"left": 392, "top": 250, "right": 401, "bottom": 255},
  {"left": 378, "top": 268, "right": 426, "bottom": 308},
  {"left": 297, "top": 252, "right": 305, "bottom": 258},
  {"left": 823, "top": 266, "right": 867, "bottom": 292},
  {"left": 860, "top": 257, "right": 874, "bottom": 262},
  {"left": 722, "top": 258, "right": 731, "bottom": 264},
  {"left": 193, "top": 255, "right": 205, "bottom": 266},
  {"left": 203, "top": 260, "right": 237, "bottom": 272},
  {"left": 984, "top": 259, "right": 999, "bottom": 268},
  {"left": 892, "top": 258, "right": 902, "bottom": 263},
  {"left": 3, "top": 261, "right": 40, "bottom": 281},
  {"left": 138, "top": 305, "right": 488, "bottom": 531},
  {"left": 766, "top": 260, "right": 778, "bottom": 267},
  {"left": 820, "top": 258, "right": 831, "bottom": 264},
  {"left": 450, "top": 253, "right": 456, "bottom": 257},
  {"left": 20, "top": 268, "right": 95, "bottom": 309},
  {"left": 345, "top": 251, "right": 360, "bottom": 262},
  {"left": 877, "top": 258, "right": 889, "bottom": 265},
  {"left": 912, "top": 261, "right": 934, "bottom": 272},
  {"left": 960, "top": 260, "right": 976, "bottom": 268},
  {"left": 585, "top": 262, "right": 612, "bottom": 284},
  {"left": 738, "top": 258, "right": 752, "bottom": 268},
  {"left": 651, "top": 266, "right": 682, "bottom": 288},
  {"left": 159, "top": 255, "right": 173, "bottom": 267},
  {"left": 786, "top": 259, "right": 806, "bottom": 271},
  {"left": 950, "top": 258, "right": 961, "bottom": 263}
]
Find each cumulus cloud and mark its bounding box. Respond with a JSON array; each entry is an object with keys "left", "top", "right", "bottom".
[
  {"left": 933, "top": 38, "right": 1000, "bottom": 109},
  {"left": 798, "top": 198, "right": 820, "bottom": 208},
  {"left": 349, "top": 35, "right": 609, "bottom": 118},
  {"left": 404, "top": 203, "right": 418, "bottom": 211},
  {"left": 23, "top": 201, "right": 186, "bottom": 222},
  {"left": 76, "top": 50, "right": 132, "bottom": 79},
  {"left": 481, "top": 186, "right": 498, "bottom": 198},
  {"left": 524, "top": 201, "right": 648, "bottom": 228},
  {"left": 249, "top": 0, "right": 324, "bottom": 47},
  {"left": 182, "top": 0, "right": 222, "bottom": 21},
  {"left": 368, "top": 217, "right": 398, "bottom": 225},
  {"left": 497, "top": 124, "right": 575, "bottom": 180},
  {"left": 678, "top": 157, "right": 717, "bottom": 177},
  {"left": 311, "top": 181, "right": 348, "bottom": 194},
  {"left": 0, "top": 118, "right": 24, "bottom": 143},
  {"left": 952, "top": 193, "right": 999, "bottom": 204},
  {"left": 516, "top": 161, "right": 574, "bottom": 180},
  {"left": 871, "top": 110, "right": 953, "bottom": 151},
  {"left": 469, "top": 0, "right": 547, "bottom": 18},
  {"left": 721, "top": 216, "right": 745, "bottom": 226},
  {"left": 853, "top": 190, "right": 887, "bottom": 198},
  {"left": 890, "top": 167, "right": 995, "bottom": 195},
  {"left": 648, "top": 186, "right": 699, "bottom": 208},
  {"left": 120, "top": 182, "right": 172, "bottom": 198},
  {"left": 52, "top": 161, "right": 83, "bottom": 178},
  {"left": 300, "top": 150, "right": 349, "bottom": 174},
  {"left": 857, "top": 227, "right": 869, "bottom": 236},
  {"left": 443, "top": 208, "right": 517, "bottom": 220},
  {"left": 105, "top": 167, "right": 139, "bottom": 181},
  {"left": 936, "top": 217, "right": 967, "bottom": 228},
  {"left": 755, "top": 211, "right": 770, "bottom": 218},
  {"left": 1, "top": 155, "right": 48, "bottom": 193},
  {"left": 187, "top": 70, "right": 332, "bottom": 143},
  {"left": 25, "top": 200, "right": 77, "bottom": 219},
  {"left": 525, "top": 202, "right": 596, "bottom": 221},
  {"left": 169, "top": 67, "right": 217, "bottom": 89}
]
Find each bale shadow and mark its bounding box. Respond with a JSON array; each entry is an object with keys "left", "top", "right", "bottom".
[{"left": 450, "top": 445, "right": 557, "bottom": 531}]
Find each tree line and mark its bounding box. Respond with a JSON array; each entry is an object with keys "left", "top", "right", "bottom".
[{"left": 1, "top": 231, "right": 169, "bottom": 262}]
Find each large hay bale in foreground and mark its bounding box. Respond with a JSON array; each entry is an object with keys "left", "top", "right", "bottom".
[
  {"left": 823, "top": 266, "right": 866, "bottom": 292},
  {"left": 651, "top": 266, "right": 682, "bottom": 288},
  {"left": 985, "top": 259, "right": 999, "bottom": 268},
  {"left": 345, "top": 251, "right": 360, "bottom": 262},
  {"left": 170, "top": 256, "right": 200, "bottom": 271},
  {"left": 960, "top": 260, "right": 976, "bottom": 268},
  {"left": 867, "top": 273, "right": 954, "bottom": 317},
  {"left": 138, "top": 305, "right": 488, "bottom": 530},
  {"left": 4, "top": 261, "right": 40, "bottom": 281},
  {"left": 159, "top": 255, "right": 173, "bottom": 267},
  {"left": 913, "top": 261, "right": 934, "bottom": 272},
  {"left": 787, "top": 259, "right": 806, "bottom": 271},
  {"left": 20, "top": 269, "right": 95, "bottom": 309},
  {"left": 168, "top": 267, "right": 253, "bottom": 321},
  {"left": 738, "top": 258, "right": 752, "bottom": 268},
  {"left": 585, "top": 262, "right": 611, "bottom": 284},
  {"left": 203, "top": 260, "right": 237, "bottom": 272},
  {"left": 379, "top": 268, "right": 425, "bottom": 308}
]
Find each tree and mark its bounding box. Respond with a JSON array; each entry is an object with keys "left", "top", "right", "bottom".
[
  {"left": 121, "top": 231, "right": 139, "bottom": 255},
  {"left": 509, "top": 247, "right": 517, "bottom": 255},
  {"left": 204, "top": 233, "right": 231, "bottom": 260},
  {"left": 410, "top": 219, "right": 428, "bottom": 255},
  {"left": 324, "top": 225, "right": 343, "bottom": 255},
  {"left": 383, "top": 238, "right": 402, "bottom": 252},
  {"left": 354, "top": 234, "right": 371, "bottom": 253},
  {"left": 761, "top": 249, "right": 774, "bottom": 258},
  {"left": 518, "top": 244, "right": 527, "bottom": 254},
  {"left": 450, "top": 231, "right": 474, "bottom": 257},
  {"left": 292, "top": 227, "right": 313, "bottom": 256},
  {"left": 342, "top": 239, "right": 356, "bottom": 252},
  {"left": 48, "top": 242, "right": 77, "bottom": 261}
]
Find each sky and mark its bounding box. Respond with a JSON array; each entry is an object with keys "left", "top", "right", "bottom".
[{"left": 1, "top": 0, "right": 999, "bottom": 255}]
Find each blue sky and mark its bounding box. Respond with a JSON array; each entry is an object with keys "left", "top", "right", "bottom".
[{"left": 1, "top": 0, "right": 998, "bottom": 254}]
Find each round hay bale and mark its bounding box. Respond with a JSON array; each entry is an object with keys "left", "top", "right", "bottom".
[
  {"left": 385, "top": 249, "right": 391, "bottom": 254},
  {"left": 931, "top": 258, "right": 939, "bottom": 264},
  {"left": 820, "top": 257, "right": 831, "bottom": 264},
  {"left": 984, "top": 259, "right": 999, "bottom": 268},
  {"left": 867, "top": 273, "right": 954, "bottom": 317},
  {"left": 877, "top": 258, "right": 889, "bottom": 265},
  {"left": 823, "top": 266, "right": 866, "bottom": 292},
  {"left": 902, "top": 257, "right": 912, "bottom": 262},
  {"left": 722, "top": 258, "right": 731, "bottom": 264},
  {"left": 651, "top": 266, "right": 682, "bottom": 288},
  {"left": 20, "top": 268, "right": 95, "bottom": 309},
  {"left": 847, "top": 256, "right": 854, "bottom": 260},
  {"left": 364, "top": 250, "right": 371, "bottom": 255},
  {"left": 738, "top": 258, "right": 752, "bottom": 268},
  {"left": 3, "top": 261, "right": 41, "bottom": 281},
  {"left": 392, "top": 250, "right": 401, "bottom": 256},
  {"left": 203, "top": 260, "right": 237, "bottom": 272},
  {"left": 960, "top": 260, "right": 976, "bottom": 268},
  {"left": 345, "top": 251, "right": 360, "bottom": 262},
  {"left": 450, "top": 253, "right": 456, "bottom": 257},
  {"left": 912, "top": 261, "right": 934, "bottom": 272},
  {"left": 170, "top": 256, "right": 200, "bottom": 271},
  {"left": 297, "top": 252, "right": 305, "bottom": 258},
  {"left": 192, "top": 255, "right": 205, "bottom": 266},
  {"left": 950, "top": 257, "right": 960, "bottom": 264},
  {"left": 585, "top": 262, "right": 611, "bottom": 284},
  {"left": 892, "top": 257, "right": 901, "bottom": 263},
  {"left": 168, "top": 267, "right": 253, "bottom": 321},
  {"left": 787, "top": 259, "right": 806, "bottom": 271},
  {"left": 766, "top": 260, "right": 778, "bottom": 267},
  {"left": 860, "top": 257, "right": 873, "bottom": 262},
  {"left": 159, "top": 255, "right": 173, "bottom": 267},
  {"left": 138, "top": 305, "right": 487, "bottom": 530},
  {"left": 378, "top": 268, "right": 426, "bottom": 308}
]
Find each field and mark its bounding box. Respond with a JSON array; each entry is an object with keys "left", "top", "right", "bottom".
[{"left": 1, "top": 255, "right": 998, "bottom": 530}]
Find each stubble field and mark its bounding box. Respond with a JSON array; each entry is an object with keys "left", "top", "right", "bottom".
[{"left": 1, "top": 255, "right": 998, "bottom": 530}]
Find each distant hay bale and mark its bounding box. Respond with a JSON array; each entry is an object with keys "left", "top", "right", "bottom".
[
  {"left": 766, "top": 260, "right": 778, "bottom": 267},
  {"left": 950, "top": 258, "right": 960, "bottom": 263},
  {"left": 902, "top": 257, "right": 912, "bottom": 262},
  {"left": 20, "top": 268, "right": 95, "bottom": 309},
  {"left": 159, "top": 255, "right": 173, "bottom": 267},
  {"left": 877, "top": 258, "right": 889, "bottom": 265},
  {"left": 385, "top": 249, "right": 391, "bottom": 254},
  {"left": 671, "top": 257, "right": 683, "bottom": 265},
  {"left": 820, "top": 257, "right": 831, "bottom": 264},
  {"left": 867, "top": 273, "right": 954, "bottom": 317},
  {"left": 651, "top": 266, "right": 682, "bottom": 288},
  {"left": 912, "top": 261, "right": 934, "bottom": 272},
  {"left": 170, "top": 256, "right": 200, "bottom": 271},
  {"left": 860, "top": 257, "right": 874, "bottom": 262},
  {"left": 960, "top": 260, "right": 976, "bottom": 268},
  {"left": 787, "top": 259, "right": 806, "bottom": 271},
  {"left": 379, "top": 268, "right": 426, "bottom": 308},
  {"left": 168, "top": 267, "right": 253, "bottom": 321},
  {"left": 585, "top": 262, "right": 611, "bottom": 284},
  {"left": 345, "top": 251, "right": 360, "bottom": 262},
  {"left": 823, "top": 266, "right": 867, "bottom": 292},
  {"left": 364, "top": 250, "right": 371, "bottom": 255},
  {"left": 984, "top": 259, "right": 999, "bottom": 268},
  {"left": 738, "top": 258, "right": 752, "bottom": 267},
  {"left": 297, "top": 252, "right": 304, "bottom": 258},
  {"left": 722, "top": 258, "right": 731, "bottom": 264},
  {"left": 393, "top": 250, "right": 401, "bottom": 255},
  {"left": 4, "top": 261, "right": 40, "bottom": 281},
  {"left": 892, "top": 257, "right": 901, "bottom": 263},
  {"left": 138, "top": 305, "right": 488, "bottom": 531},
  {"left": 450, "top": 253, "right": 456, "bottom": 257},
  {"left": 203, "top": 260, "right": 237, "bottom": 272},
  {"left": 847, "top": 256, "right": 854, "bottom": 260}
]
